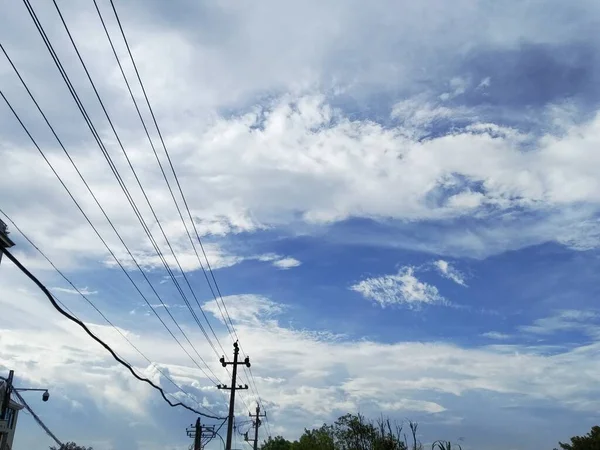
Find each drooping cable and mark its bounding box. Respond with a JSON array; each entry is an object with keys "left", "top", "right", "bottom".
[
  {"left": 21, "top": 0, "right": 221, "bottom": 362},
  {"left": 0, "top": 80, "right": 218, "bottom": 385},
  {"left": 96, "top": 0, "right": 236, "bottom": 353},
  {"left": 94, "top": 0, "right": 256, "bottom": 416},
  {"left": 105, "top": 0, "right": 236, "bottom": 350},
  {"left": 106, "top": 0, "right": 270, "bottom": 426},
  {"left": 50, "top": 0, "right": 226, "bottom": 360},
  {"left": 0, "top": 209, "right": 221, "bottom": 416},
  {"left": 0, "top": 248, "right": 226, "bottom": 420},
  {"left": 214, "top": 418, "right": 228, "bottom": 449}
]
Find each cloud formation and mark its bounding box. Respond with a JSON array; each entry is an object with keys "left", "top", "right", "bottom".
[
  {"left": 351, "top": 267, "right": 446, "bottom": 308},
  {"left": 2, "top": 0, "right": 600, "bottom": 449},
  {"left": 5, "top": 91, "right": 600, "bottom": 273},
  {"left": 433, "top": 260, "right": 467, "bottom": 286},
  {"left": 52, "top": 286, "right": 98, "bottom": 296},
  {"left": 481, "top": 332, "right": 511, "bottom": 340},
  {"left": 256, "top": 254, "right": 302, "bottom": 270},
  {"left": 272, "top": 257, "right": 302, "bottom": 270},
  {"left": 520, "top": 310, "right": 600, "bottom": 338}
]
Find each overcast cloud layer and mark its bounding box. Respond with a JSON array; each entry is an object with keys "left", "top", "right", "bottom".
[{"left": 1, "top": 1, "right": 600, "bottom": 449}]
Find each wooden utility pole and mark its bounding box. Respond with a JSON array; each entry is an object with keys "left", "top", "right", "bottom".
[
  {"left": 193, "top": 417, "right": 202, "bottom": 450},
  {"left": 246, "top": 403, "right": 266, "bottom": 450},
  {"left": 217, "top": 342, "right": 250, "bottom": 450},
  {"left": 0, "top": 370, "right": 13, "bottom": 422},
  {"left": 0, "top": 219, "right": 15, "bottom": 266},
  {"left": 0, "top": 371, "right": 14, "bottom": 450},
  {"left": 186, "top": 417, "right": 215, "bottom": 450}
]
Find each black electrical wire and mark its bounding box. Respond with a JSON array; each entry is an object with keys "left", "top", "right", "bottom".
[
  {"left": 214, "top": 419, "right": 228, "bottom": 449},
  {"left": 90, "top": 0, "right": 232, "bottom": 359},
  {"left": 21, "top": 0, "right": 221, "bottom": 363},
  {"left": 107, "top": 0, "right": 236, "bottom": 348},
  {"left": 0, "top": 209, "right": 221, "bottom": 416},
  {"left": 97, "top": 0, "right": 257, "bottom": 416},
  {"left": 19, "top": 0, "right": 215, "bottom": 367},
  {"left": 50, "top": 0, "right": 225, "bottom": 360},
  {"left": 0, "top": 27, "right": 221, "bottom": 384},
  {"left": 106, "top": 0, "right": 271, "bottom": 426},
  {"left": 0, "top": 247, "right": 226, "bottom": 420},
  {"left": 0, "top": 82, "right": 218, "bottom": 385}
]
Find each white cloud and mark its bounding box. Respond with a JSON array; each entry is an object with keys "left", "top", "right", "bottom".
[
  {"left": 477, "top": 76, "right": 492, "bottom": 89},
  {"left": 4, "top": 89, "right": 600, "bottom": 268},
  {"left": 439, "top": 77, "right": 469, "bottom": 101},
  {"left": 1, "top": 0, "right": 600, "bottom": 278},
  {"left": 272, "top": 257, "right": 302, "bottom": 270},
  {"left": 351, "top": 267, "right": 447, "bottom": 308},
  {"left": 520, "top": 310, "right": 600, "bottom": 337},
  {"left": 255, "top": 254, "right": 302, "bottom": 270},
  {"left": 481, "top": 331, "right": 511, "bottom": 340},
  {"left": 216, "top": 295, "right": 600, "bottom": 419},
  {"left": 377, "top": 399, "right": 446, "bottom": 414},
  {"left": 433, "top": 260, "right": 467, "bottom": 286},
  {"left": 203, "top": 295, "right": 284, "bottom": 326},
  {"left": 52, "top": 286, "right": 98, "bottom": 296},
  {"left": 148, "top": 303, "right": 188, "bottom": 310},
  {"left": 4, "top": 261, "right": 600, "bottom": 448},
  {"left": 1, "top": 0, "right": 600, "bottom": 449}
]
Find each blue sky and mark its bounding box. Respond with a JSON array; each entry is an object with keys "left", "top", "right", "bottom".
[{"left": 1, "top": 0, "right": 600, "bottom": 449}]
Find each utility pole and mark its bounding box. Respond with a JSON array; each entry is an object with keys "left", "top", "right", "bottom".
[
  {"left": 217, "top": 342, "right": 250, "bottom": 450},
  {"left": 245, "top": 403, "right": 266, "bottom": 450},
  {"left": 0, "top": 219, "right": 15, "bottom": 266},
  {"left": 186, "top": 417, "right": 215, "bottom": 450},
  {"left": 1, "top": 369, "right": 51, "bottom": 450},
  {"left": 0, "top": 371, "right": 14, "bottom": 421},
  {"left": 188, "top": 417, "right": 202, "bottom": 450},
  {"left": 0, "top": 370, "right": 12, "bottom": 450}
]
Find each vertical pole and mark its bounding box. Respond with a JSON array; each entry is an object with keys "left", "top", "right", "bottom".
[
  {"left": 253, "top": 404, "right": 260, "bottom": 450},
  {"left": 0, "top": 370, "right": 14, "bottom": 450},
  {"left": 0, "top": 370, "right": 14, "bottom": 420},
  {"left": 0, "top": 219, "right": 15, "bottom": 266},
  {"left": 225, "top": 343, "right": 239, "bottom": 450},
  {"left": 249, "top": 402, "right": 265, "bottom": 450},
  {"left": 217, "top": 342, "right": 250, "bottom": 450},
  {"left": 194, "top": 417, "right": 202, "bottom": 450}
]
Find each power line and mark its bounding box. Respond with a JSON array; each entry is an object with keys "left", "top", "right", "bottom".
[
  {"left": 0, "top": 248, "right": 226, "bottom": 420},
  {"left": 8, "top": 0, "right": 233, "bottom": 403},
  {"left": 247, "top": 366, "right": 272, "bottom": 437},
  {"left": 247, "top": 403, "right": 266, "bottom": 450},
  {"left": 105, "top": 0, "right": 270, "bottom": 428},
  {"left": 50, "top": 0, "right": 226, "bottom": 361},
  {"left": 0, "top": 63, "right": 218, "bottom": 386},
  {"left": 0, "top": 209, "right": 221, "bottom": 417},
  {"left": 21, "top": 0, "right": 221, "bottom": 365},
  {"left": 95, "top": 0, "right": 254, "bottom": 416},
  {"left": 107, "top": 0, "right": 236, "bottom": 349},
  {"left": 5, "top": 0, "right": 222, "bottom": 383},
  {"left": 214, "top": 419, "right": 228, "bottom": 449},
  {"left": 217, "top": 342, "right": 251, "bottom": 450}
]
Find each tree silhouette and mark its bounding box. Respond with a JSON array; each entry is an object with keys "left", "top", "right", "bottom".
[
  {"left": 260, "top": 414, "right": 410, "bottom": 450},
  {"left": 261, "top": 436, "right": 293, "bottom": 450},
  {"left": 49, "top": 442, "right": 93, "bottom": 450},
  {"left": 557, "top": 426, "right": 600, "bottom": 450}
]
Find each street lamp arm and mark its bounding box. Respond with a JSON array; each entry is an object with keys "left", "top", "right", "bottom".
[{"left": 14, "top": 388, "right": 48, "bottom": 393}]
